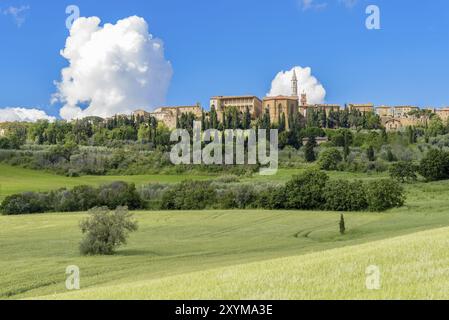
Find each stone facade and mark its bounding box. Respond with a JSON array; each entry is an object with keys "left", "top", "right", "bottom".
[
  {"left": 384, "top": 118, "right": 403, "bottom": 132},
  {"left": 394, "top": 106, "right": 419, "bottom": 117},
  {"left": 376, "top": 106, "right": 393, "bottom": 117},
  {"left": 262, "top": 96, "right": 298, "bottom": 130},
  {"left": 154, "top": 105, "right": 203, "bottom": 119},
  {"left": 132, "top": 105, "right": 202, "bottom": 129},
  {"left": 347, "top": 103, "right": 375, "bottom": 113},
  {"left": 210, "top": 96, "right": 262, "bottom": 123},
  {"left": 376, "top": 106, "right": 427, "bottom": 132},
  {"left": 310, "top": 104, "right": 341, "bottom": 116},
  {"left": 436, "top": 108, "right": 449, "bottom": 122}
]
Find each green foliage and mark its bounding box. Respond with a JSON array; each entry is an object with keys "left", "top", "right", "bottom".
[
  {"left": 284, "top": 170, "right": 329, "bottom": 210},
  {"left": 0, "top": 192, "right": 50, "bottom": 215},
  {"left": 389, "top": 161, "right": 418, "bottom": 183},
  {"left": 323, "top": 180, "right": 368, "bottom": 211},
  {"left": 304, "top": 136, "right": 317, "bottom": 162},
  {"left": 427, "top": 117, "right": 446, "bottom": 138},
  {"left": 219, "top": 185, "right": 257, "bottom": 209},
  {"left": 318, "top": 148, "right": 342, "bottom": 170},
  {"left": 0, "top": 182, "right": 144, "bottom": 215},
  {"left": 418, "top": 149, "right": 449, "bottom": 181},
  {"left": 365, "top": 179, "right": 405, "bottom": 212},
  {"left": 97, "top": 182, "right": 144, "bottom": 210},
  {"left": 79, "top": 206, "right": 138, "bottom": 255},
  {"left": 0, "top": 137, "right": 11, "bottom": 149},
  {"left": 328, "top": 129, "right": 353, "bottom": 147},
  {"left": 161, "top": 180, "right": 217, "bottom": 210},
  {"left": 366, "top": 145, "right": 376, "bottom": 162},
  {"left": 385, "top": 149, "right": 397, "bottom": 162}
]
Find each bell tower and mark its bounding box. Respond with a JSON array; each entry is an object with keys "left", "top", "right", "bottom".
[
  {"left": 291, "top": 69, "right": 298, "bottom": 97},
  {"left": 301, "top": 92, "right": 308, "bottom": 106}
]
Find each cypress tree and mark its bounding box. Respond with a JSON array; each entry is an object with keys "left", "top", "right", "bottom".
[
  {"left": 304, "top": 135, "right": 317, "bottom": 162},
  {"left": 339, "top": 214, "right": 346, "bottom": 235},
  {"left": 367, "top": 145, "right": 375, "bottom": 162}
]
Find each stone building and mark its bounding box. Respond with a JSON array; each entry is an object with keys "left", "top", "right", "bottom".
[
  {"left": 132, "top": 104, "right": 202, "bottom": 129},
  {"left": 210, "top": 96, "right": 262, "bottom": 122},
  {"left": 262, "top": 96, "right": 299, "bottom": 130},
  {"left": 347, "top": 103, "right": 375, "bottom": 113},
  {"left": 384, "top": 118, "right": 403, "bottom": 132},
  {"left": 392, "top": 106, "right": 420, "bottom": 118},
  {"left": 376, "top": 106, "right": 393, "bottom": 117},
  {"left": 377, "top": 106, "right": 427, "bottom": 132},
  {"left": 311, "top": 104, "right": 341, "bottom": 116},
  {"left": 154, "top": 105, "right": 203, "bottom": 119},
  {"left": 262, "top": 70, "right": 300, "bottom": 129},
  {"left": 436, "top": 108, "right": 449, "bottom": 122}
]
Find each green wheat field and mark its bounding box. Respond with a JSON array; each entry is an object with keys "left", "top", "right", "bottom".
[{"left": 1, "top": 164, "right": 449, "bottom": 300}]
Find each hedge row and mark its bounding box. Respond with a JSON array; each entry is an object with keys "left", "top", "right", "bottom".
[
  {"left": 0, "top": 171, "right": 405, "bottom": 215},
  {"left": 0, "top": 182, "right": 143, "bottom": 215},
  {"left": 148, "top": 171, "right": 405, "bottom": 212}
]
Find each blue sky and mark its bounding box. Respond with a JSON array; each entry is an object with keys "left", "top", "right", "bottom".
[{"left": 1, "top": 0, "right": 449, "bottom": 118}]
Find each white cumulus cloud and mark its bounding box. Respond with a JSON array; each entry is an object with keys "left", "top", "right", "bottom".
[
  {"left": 267, "top": 66, "right": 326, "bottom": 104},
  {"left": 53, "top": 16, "right": 173, "bottom": 120},
  {"left": 0, "top": 107, "right": 56, "bottom": 122}
]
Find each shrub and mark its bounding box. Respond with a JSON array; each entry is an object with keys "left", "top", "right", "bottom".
[
  {"left": 284, "top": 169, "right": 329, "bottom": 210},
  {"left": 0, "top": 181, "right": 144, "bottom": 215},
  {"left": 0, "top": 137, "right": 11, "bottom": 149},
  {"left": 216, "top": 184, "right": 257, "bottom": 209},
  {"left": 318, "top": 148, "right": 343, "bottom": 171},
  {"left": 79, "top": 207, "right": 138, "bottom": 255},
  {"left": 97, "top": 182, "right": 143, "bottom": 210},
  {"left": 389, "top": 161, "right": 418, "bottom": 183},
  {"left": 0, "top": 192, "right": 50, "bottom": 215},
  {"left": 386, "top": 149, "right": 397, "bottom": 162},
  {"left": 418, "top": 149, "right": 449, "bottom": 181},
  {"left": 323, "top": 180, "right": 368, "bottom": 211},
  {"left": 161, "top": 180, "right": 216, "bottom": 210},
  {"left": 257, "top": 186, "right": 287, "bottom": 209},
  {"left": 365, "top": 179, "right": 405, "bottom": 212},
  {"left": 138, "top": 183, "right": 170, "bottom": 209}
]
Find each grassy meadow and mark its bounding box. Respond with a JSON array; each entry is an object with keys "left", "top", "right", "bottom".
[
  {"left": 0, "top": 164, "right": 211, "bottom": 201},
  {"left": 0, "top": 166, "right": 448, "bottom": 299},
  {"left": 0, "top": 163, "right": 387, "bottom": 202}
]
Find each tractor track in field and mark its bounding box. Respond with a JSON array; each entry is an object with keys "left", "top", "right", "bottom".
[
  {"left": 294, "top": 222, "right": 339, "bottom": 240},
  {"left": 192, "top": 213, "right": 285, "bottom": 238}
]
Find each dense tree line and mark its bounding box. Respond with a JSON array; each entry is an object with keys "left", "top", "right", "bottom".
[{"left": 0, "top": 170, "right": 405, "bottom": 215}]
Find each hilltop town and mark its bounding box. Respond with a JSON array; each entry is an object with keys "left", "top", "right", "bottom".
[
  {"left": 1, "top": 71, "right": 449, "bottom": 137},
  {"left": 132, "top": 71, "right": 449, "bottom": 132}
]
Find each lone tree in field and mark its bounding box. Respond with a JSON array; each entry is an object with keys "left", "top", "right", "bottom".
[
  {"left": 339, "top": 214, "right": 346, "bottom": 235},
  {"left": 79, "top": 206, "right": 138, "bottom": 255}
]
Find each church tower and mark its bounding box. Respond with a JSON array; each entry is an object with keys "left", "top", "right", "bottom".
[
  {"left": 301, "top": 92, "right": 308, "bottom": 106},
  {"left": 291, "top": 69, "right": 298, "bottom": 97}
]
